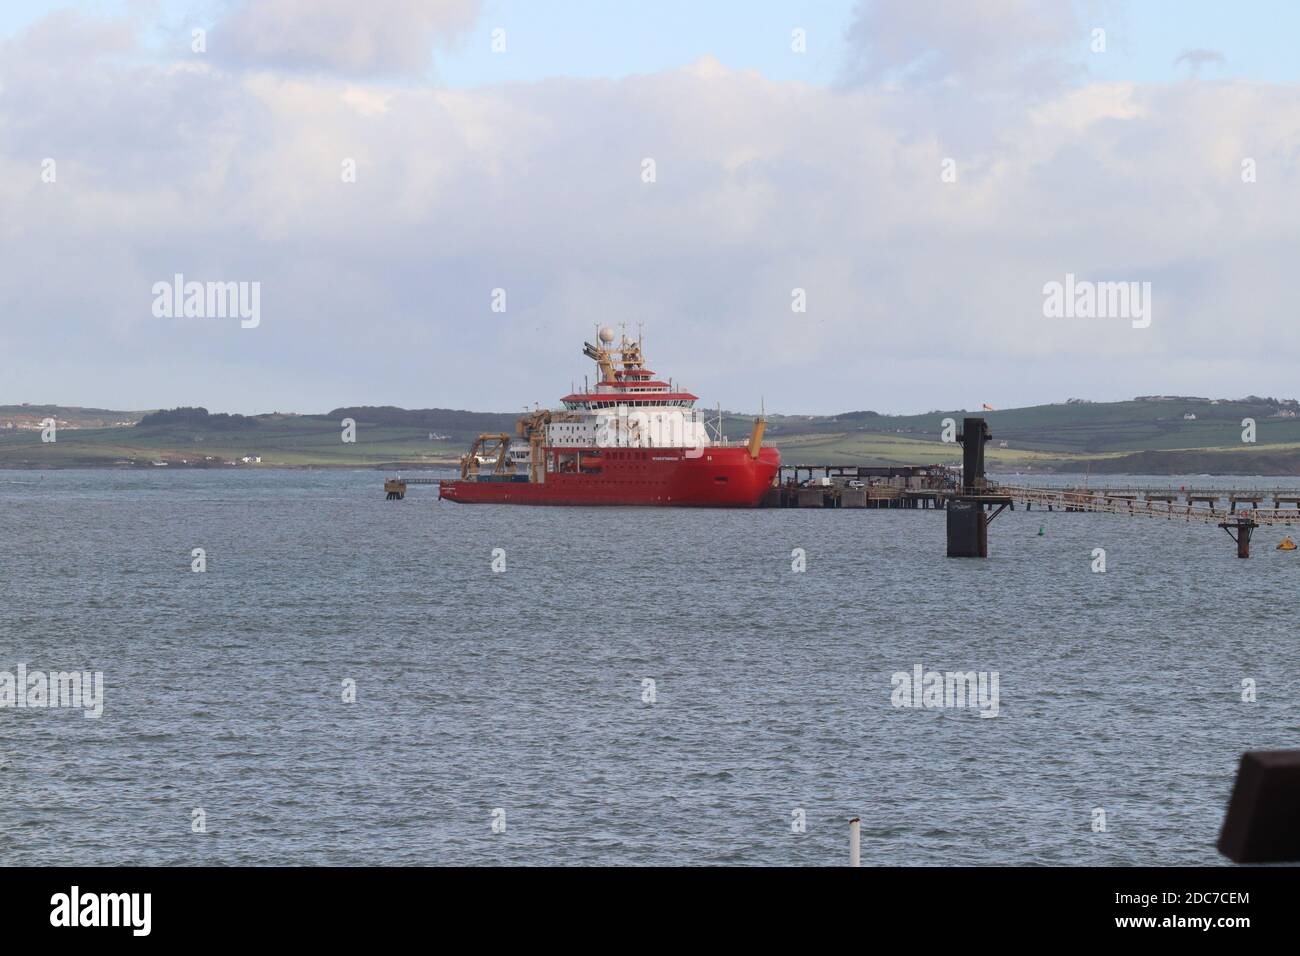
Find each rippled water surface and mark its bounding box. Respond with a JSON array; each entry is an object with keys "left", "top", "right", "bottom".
[{"left": 2, "top": 468, "right": 1298, "bottom": 865}]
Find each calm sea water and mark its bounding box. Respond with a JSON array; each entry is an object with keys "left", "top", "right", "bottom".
[{"left": 2, "top": 468, "right": 1298, "bottom": 866}]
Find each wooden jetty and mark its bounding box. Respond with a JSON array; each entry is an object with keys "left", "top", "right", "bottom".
[
  {"left": 383, "top": 475, "right": 439, "bottom": 499},
  {"left": 996, "top": 484, "right": 1300, "bottom": 527},
  {"left": 1054, "top": 486, "right": 1300, "bottom": 509},
  {"left": 777, "top": 463, "right": 955, "bottom": 485},
  {"left": 764, "top": 464, "right": 956, "bottom": 509},
  {"left": 762, "top": 485, "right": 948, "bottom": 509}
]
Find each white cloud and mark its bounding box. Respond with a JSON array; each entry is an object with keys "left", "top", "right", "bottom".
[
  {"left": 839, "top": 0, "right": 1085, "bottom": 92},
  {"left": 215, "top": 0, "right": 480, "bottom": 75},
  {"left": 1, "top": 11, "right": 1298, "bottom": 415}
]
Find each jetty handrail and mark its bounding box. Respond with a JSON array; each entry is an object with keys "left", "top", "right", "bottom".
[
  {"left": 1063, "top": 485, "right": 1299, "bottom": 497},
  {"left": 993, "top": 484, "right": 1300, "bottom": 526}
]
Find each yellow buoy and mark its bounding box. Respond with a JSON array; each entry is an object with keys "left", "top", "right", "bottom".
[{"left": 1277, "top": 536, "right": 1296, "bottom": 551}]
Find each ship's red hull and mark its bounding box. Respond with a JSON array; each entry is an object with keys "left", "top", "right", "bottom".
[{"left": 439, "top": 446, "right": 780, "bottom": 507}]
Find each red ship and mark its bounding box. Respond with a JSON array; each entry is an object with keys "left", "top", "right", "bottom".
[{"left": 438, "top": 328, "right": 779, "bottom": 506}]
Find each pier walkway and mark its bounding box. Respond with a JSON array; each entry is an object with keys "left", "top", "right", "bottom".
[
  {"left": 1044, "top": 486, "right": 1300, "bottom": 509},
  {"left": 994, "top": 484, "right": 1300, "bottom": 526}
]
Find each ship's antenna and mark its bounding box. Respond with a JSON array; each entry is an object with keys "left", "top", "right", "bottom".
[{"left": 706, "top": 401, "right": 724, "bottom": 444}]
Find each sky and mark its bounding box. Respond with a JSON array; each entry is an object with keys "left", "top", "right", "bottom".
[{"left": 2, "top": 0, "right": 1299, "bottom": 415}]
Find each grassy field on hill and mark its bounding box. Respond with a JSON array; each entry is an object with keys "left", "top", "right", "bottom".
[
  {"left": 760, "top": 397, "right": 1300, "bottom": 453},
  {"left": 0, "top": 414, "right": 460, "bottom": 468}
]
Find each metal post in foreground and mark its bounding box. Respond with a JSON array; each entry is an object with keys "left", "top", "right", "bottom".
[
  {"left": 946, "top": 497, "right": 987, "bottom": 557},
  {"left": 849, "top": 817, "right": 861, "bottom": 867},
  {"left": 1218, "top": 515, "right": 1258, "bottom": 558},
  {"left": 946, "top": 417, "right": 1011, "bottom": 557}
]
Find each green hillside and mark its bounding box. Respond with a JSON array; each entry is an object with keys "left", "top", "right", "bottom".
[{"left": 757, "top": 396, "right": 1300, "bottom": 454}]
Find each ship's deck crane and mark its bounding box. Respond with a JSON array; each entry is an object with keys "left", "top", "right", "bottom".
[
  {"left": 460, "top": 433, "right": 514, "bottom": 479},
  {"left": 582, "top": 341, "right": 616, "bottom": 383}
]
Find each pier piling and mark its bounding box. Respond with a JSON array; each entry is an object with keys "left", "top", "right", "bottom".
[
  {"left": 946, "top": 498, "right": 988, "bottom": 557},
  {"left": 946, "top": 418, "right": 1011, "bottom": 557},
  {"left": 1219, "top": 516, "right": 1258, "bottom": 558}
]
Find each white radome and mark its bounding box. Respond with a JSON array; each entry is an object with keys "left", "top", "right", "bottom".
[{"left": 598, "top": 326, "right": 615, "bottom": 343}]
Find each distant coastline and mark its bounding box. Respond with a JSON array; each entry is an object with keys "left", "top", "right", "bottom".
[{"left": 5, "top": 397, "right": 1300, "bottom": 475}]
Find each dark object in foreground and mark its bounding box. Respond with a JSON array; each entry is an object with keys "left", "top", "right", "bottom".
[{"left": 1218, "top": 750, "right": 1300, "bottom": 862}]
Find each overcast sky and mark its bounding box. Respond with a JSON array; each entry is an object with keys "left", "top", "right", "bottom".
[{"left": 2, "top": 0, "right": 1298, "bottom": 415}]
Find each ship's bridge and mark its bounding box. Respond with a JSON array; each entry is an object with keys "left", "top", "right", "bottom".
[
  {"left": 561, "top": 371, "right": 698, "bottom": 410},
  {"left": 554, "top": 329, "right": 707, "bottom": 444},
  {"left": 560, "top": 391, "right": 699, "bottom": 411}
]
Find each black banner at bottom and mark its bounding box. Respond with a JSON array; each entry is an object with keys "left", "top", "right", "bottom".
[{"left": 0, "top": 865, "right": 1287, "bottom": 942}]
